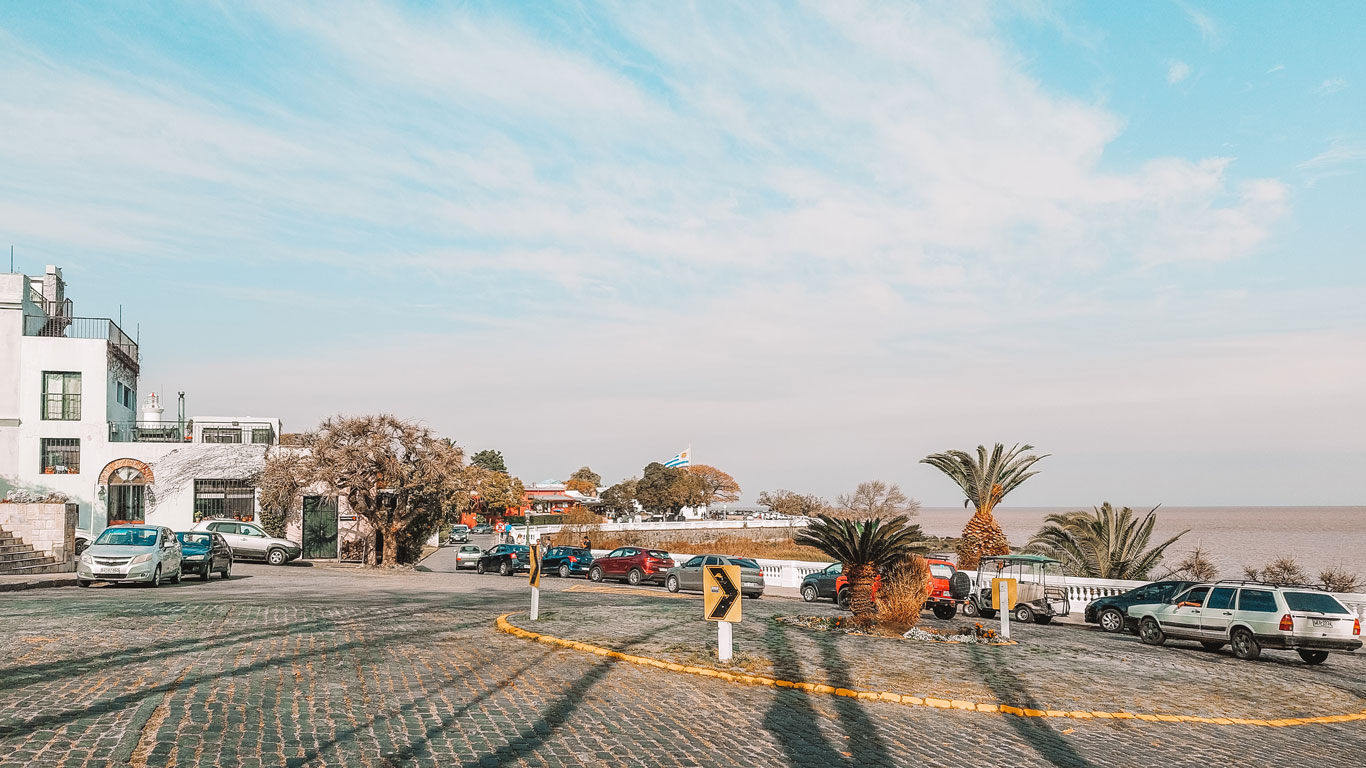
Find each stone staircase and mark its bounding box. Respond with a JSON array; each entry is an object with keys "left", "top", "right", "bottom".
[{"left": 0, "top": 525, "right": 71, "bottom": 575}]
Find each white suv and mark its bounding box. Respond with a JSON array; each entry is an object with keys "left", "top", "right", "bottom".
[
  {"left": 1130, "top": 581, "right": 1362, "bottom": 665},
  {"left": 192, "top": 519, "right": 302, "bottom": 566}
]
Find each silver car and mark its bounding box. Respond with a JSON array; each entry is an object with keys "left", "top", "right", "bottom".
[
  {"left": 76, "top": 525, "right": 184, "bottom": 587},
  {"left": 664, "top": 554, "right": 765, "bottom": 598},
  {"left": 192, "top": 519, "right": 302, "bottom": 565},
  {"left": 455, "top": 545, "right": 482, "bottom": 569},
  {"left": 1130, "top": 581, "right": 1363, "bottom": 664}
]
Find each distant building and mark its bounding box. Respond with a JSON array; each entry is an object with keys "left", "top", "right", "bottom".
[{"left": 1, "top": 266, "right": 284, "bottom": 543}]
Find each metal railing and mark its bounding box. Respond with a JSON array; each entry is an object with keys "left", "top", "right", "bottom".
[
  {"left": 24, "top": 315, "right": 139, "bottom": 372},
  {"left": 108, "top": 421, "right": 188, "bottom": 443}
]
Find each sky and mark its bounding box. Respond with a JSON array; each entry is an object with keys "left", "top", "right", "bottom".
[{"left": 2, "top": 1, "right": 1363, "bottom": 507}]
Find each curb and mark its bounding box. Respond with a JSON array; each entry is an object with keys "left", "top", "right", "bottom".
[
  {"left": 495, "top": 613, "right": 1366, "bottom": 728},
  {"left": 0, "top": 576, "right": 77, "bottom": 592}
]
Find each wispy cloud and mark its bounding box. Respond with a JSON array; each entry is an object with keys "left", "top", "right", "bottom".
[
  {"left": 1180, "top": 3, "right": 1220, "bottom": 45},
  {"left": 1317, "top": 77, "right": 1349, "bottom": 94},
  {"left": 1266, "top": 64, "right": 1285, "bottom": 73},
  {"left": 1167, "top": 60, "right": 1191, "bottom": 84}
]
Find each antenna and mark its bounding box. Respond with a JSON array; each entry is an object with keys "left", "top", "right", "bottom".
[
  {"left": 8, "top": 245, "right": 12, "bottom": 273},
  {"left": 119, "top": 304, "right": 123, "bottom": 327}
]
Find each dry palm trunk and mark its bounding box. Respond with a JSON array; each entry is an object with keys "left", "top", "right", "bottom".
[
  {"left": 846, "top": 563, "right": 878, "bottom": 627},
  {"left": 956, "top": 508, "right": 1011, "bottom": 570}
]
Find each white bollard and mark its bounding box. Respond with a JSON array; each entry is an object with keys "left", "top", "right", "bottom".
[
  {"left": 999, "top": 580, "right": 1011, "bottom": 640},
  {"left": 718, "top": 620, "right": 733, "bottom": 662},
  {"left": 530, "top": 586, "right": 540, "bottom": 621}
]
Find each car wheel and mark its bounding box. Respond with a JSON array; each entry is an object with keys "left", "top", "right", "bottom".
[
  {"left": 172, "top": 568, "right": 182, "bottom": 584},
  {"left": 77, "top": 579, "right": 91, "bottom": 588},
  {"left": 559, "top": 564, "right": 571, "bottom": 579},
  {"left": 1013, "top": 605, "right": 1033, "bottom": 623},
  {"left": 1138, "top": 617, "right": 1165, "bottom": 646},
  {"left": 801, "top": 584, "right": 818, "bottom": 602},
  {"left": 499, "top": 561, "right": 512, "bottom": 576},
  {"left": 1098, "top": 608, "right": 1125, "bottom": 633},
  {"left": 1297, "top": 649, "right": 1329, "bottom": 665},
  {"left": 267, "top": 548, "right": 287, "bottom": 566},
  {"left": 962, "top": 599, "right": 980, "bottom": 618},
  {"left": 589, "top": 566, "right": 604, "bottom": 582},
  {"left": 476, "top": 561, "right": 486, "bottom": 575},
  {"left": 837, "top": 588, "right": 851, "bottom": 611},
  {"left": 1230, "top": 627, "right": 1261, "bottom": 660},
  {"left": 222, "top": 561, "right": 232, "bottom": 579},
  {"left": 627, "top": 568, "right": 643, "bottom": 586},
  {"left": 933, "top": 604, "right": 957, "bottom": 620},
  {"left": 666, "top": 575, "right": 680, "bottom": 593},
  {"left": 151, "top": 566, "right": 162, "bottom": 588}
]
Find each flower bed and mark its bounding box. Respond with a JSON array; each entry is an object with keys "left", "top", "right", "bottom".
[{"left": 775, "top": 615, "right": 1016, "bottom": 645}]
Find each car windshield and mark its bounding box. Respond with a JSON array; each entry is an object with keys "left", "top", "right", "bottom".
[
  {"left": 510, "top": 546, "right": 529, "bottom": 554},
  {"left": 460, "top": 546, "right": 480, "bottom": 552},
  {"left": 177, "top": 533, "right": 211, "bottom": 546},
  {"left": 1284, "top": 592, "right": 1350, "bottom": 615},
  {"left": 646, "top": 550, "right": 670, "bottom": 559},
  {"left": 95, "top": 528, "right": 158, "bottom": 547}
]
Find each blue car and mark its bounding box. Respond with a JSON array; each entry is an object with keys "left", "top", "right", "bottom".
[{"left": 542, "top": 546, "right": 594, "bottom": 578}]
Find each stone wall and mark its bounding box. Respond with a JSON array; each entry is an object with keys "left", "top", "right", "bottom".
[{"left": 0, "top": 502, "right": 78, "bottom": 567}]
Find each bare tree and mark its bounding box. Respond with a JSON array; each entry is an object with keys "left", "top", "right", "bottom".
[
  {"left": 258, "top": 448, "right": 306, "bottom": 538},
  {"left": 835, "top": 480, "right": 919, "bottom": 520},
  {"left": 303, "top": 415, "right": 466, "bottom": 566}
]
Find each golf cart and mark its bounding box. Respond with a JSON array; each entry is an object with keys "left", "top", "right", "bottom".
[{"left": 961, "top": 554, "right": 1070, "bottom": 625}]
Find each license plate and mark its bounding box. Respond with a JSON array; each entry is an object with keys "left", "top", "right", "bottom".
[
  {"left": 98, "top": 568, "right": 122, "bottom": 575},
  {"left": 1311, "top": 619, "right": 1334, "bottom": 627}
]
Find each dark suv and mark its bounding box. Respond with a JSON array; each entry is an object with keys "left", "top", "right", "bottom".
[
  {"left": 800, "top": 563, "right": 843, "bottom": 602},
  {"left": 542, "top": 546, "right": 594, "bottom": 578},
  {"left": 588, "top": 547, "right": 676, "bottom": 586},
  {"left": 1085, "top": 580, "right": 1196, "bottom": 633},
  {"left": 476, "top": 544, "right": 530, "bottom": 576}
]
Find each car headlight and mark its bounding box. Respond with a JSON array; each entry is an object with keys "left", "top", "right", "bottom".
[
  {"left": 79, "top": 553, "right": 93, "bottom": 565},
  {"left": 186, "top": 554, "right": 205, "bottom": 561},
  {"left": 129, "top": 553, "right": 154, "bottom": 565}
]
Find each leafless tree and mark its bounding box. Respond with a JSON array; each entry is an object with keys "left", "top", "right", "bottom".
[{"left": 835, "top": 480, "right": 919, "bottom": 520}]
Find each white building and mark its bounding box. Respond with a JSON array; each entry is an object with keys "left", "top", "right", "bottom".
[{"left": 1, "top": 266, "right": 285, "bottom": 544}]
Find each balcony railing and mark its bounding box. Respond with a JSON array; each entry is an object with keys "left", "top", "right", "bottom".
[
  {"left": 24, "top": 315, "right": 139, "bottom": 373},
  {"left": 108, "top": 420, "right": 278, "bottom": 444},
  {"left": 109, "top": 421, "right": 188, "bottom": 443}
]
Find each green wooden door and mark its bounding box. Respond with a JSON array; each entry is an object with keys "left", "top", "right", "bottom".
[{"left": 302, "top": 496, "right": 338, "bottom": 559}]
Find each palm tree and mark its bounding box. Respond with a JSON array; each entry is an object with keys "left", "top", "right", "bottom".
[
  {"left": 795, "top": 514, "right": 928, "bottom": 623},
  {"left": 1026, "top": 503, "right": 1188, "bottom": 580},
  {"left": 920, "top": 443, "right": 1047, "bottom": 569}
]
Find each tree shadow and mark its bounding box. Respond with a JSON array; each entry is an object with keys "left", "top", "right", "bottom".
[{"left": 966, "top": 643, "right": 1100, "bottom": 768}]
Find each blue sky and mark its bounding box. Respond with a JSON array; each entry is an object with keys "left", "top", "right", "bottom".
[{"left": 3, "top": 1, "right": 1363, "bottom": 506}]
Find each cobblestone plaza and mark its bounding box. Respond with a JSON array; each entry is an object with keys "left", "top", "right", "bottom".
[{"left": 2, "top": 564, "right": 1363, "bottom": 768}]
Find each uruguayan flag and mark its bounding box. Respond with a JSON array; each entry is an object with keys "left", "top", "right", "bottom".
[{"left": 664, "top": 448, "right": 691, "bottom": 468}]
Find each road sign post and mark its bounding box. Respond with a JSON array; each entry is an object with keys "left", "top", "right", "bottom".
[
  {"left": 703, "top": 564, "right": 742, "bottom": 662},
  {"left": 997, "top": 579, "right": 1012, "bottom": 639},
  {"left": 528, "top": 546, "right": 542, "bottom": 621}
]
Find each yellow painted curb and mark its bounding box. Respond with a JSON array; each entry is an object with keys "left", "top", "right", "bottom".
[{"left": 494, "top": 614, "right": 1365, "bottom": 728}]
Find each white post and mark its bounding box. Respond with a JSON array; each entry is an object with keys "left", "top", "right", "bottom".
[
  {"left": 530, "top": 586, "right": 540, "bottom": 621},
  {"left": 718, "top": 620, "right": 733, "bottom": 661},
  {"left": 999, "top": 580, "right": 1011, "bottom": 640}
]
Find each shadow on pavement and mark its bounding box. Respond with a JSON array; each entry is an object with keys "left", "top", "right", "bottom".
[
  {"left": 761, "top": 621, "right": 867, "bottom": 768},
  {"left": 967, "top": 643, "right": 1098, "bottom": 768}
]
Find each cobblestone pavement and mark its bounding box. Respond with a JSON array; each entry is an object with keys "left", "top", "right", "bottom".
[{"left": 2, "top": 564, "right": 1363, "bottom": 768}]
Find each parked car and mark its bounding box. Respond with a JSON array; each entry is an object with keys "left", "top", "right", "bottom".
[
  {"left": 1130, "top": 581, "right": 1363, "bottom": 664},
  {"left": 175, "top": 531, "right": 234, "bottom": 580},
  {"left": 471, "top": 525, "right": 494, "bottom": 535},
  {"left": 542, "top": 546, "right": 594, "bottom": 578},
  {"left": 477, "top": 544, "right": 530, "bottom": 576},
  {"left": 962, "top": 554, "right": 1070, "bottom": 624},
  {"left": 800, "top": 563, "right": 843, "bottom": 602},
  {"left": 76, "top": 525, "right": 183, "bottom": 587},
  {"left": 191, "top": 519, "right": 302, "bottom": 565},
  {"left": 835, "top": 572, "right": 882, "bottom": 610},
  {"left": 665, "top": 555, "right": 765, "bottom": 598},
  {"left": 1085, "top": 580, "right": 1197, "bottom": 633},
  {"left": 588, "top": 547, "right": 676, "bottom": 586},
  {"left": 923, "top": 558, "right": 972, "bottom": 619},
  {"left": 455, "top": 545, "right": 482, "bottom": 569},
  {"left": 446, "top": 525, "right": 470, "bottom": 544}
]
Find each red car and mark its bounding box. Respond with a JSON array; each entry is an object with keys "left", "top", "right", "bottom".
[
  {"left": 836, "top": 557, "right": 966, "bottom": 619},
  {"left": 588, "top": 546, "right": 676, "bottom": 586}
]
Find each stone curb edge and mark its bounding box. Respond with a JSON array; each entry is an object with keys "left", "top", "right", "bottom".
[{"left": 496, "top": 613, "right": 1366, "bottom": 728}]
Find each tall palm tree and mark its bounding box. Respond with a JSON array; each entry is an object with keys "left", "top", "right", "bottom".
[
  {"left": 795, "top": 514, "right": 928, "bottom": 623},
  {"left": 1026, "top": 503, "right": 1189, "bottom": 580},
  {"left": 920, "top": 443, "right": 1047, "bottom": 569}
]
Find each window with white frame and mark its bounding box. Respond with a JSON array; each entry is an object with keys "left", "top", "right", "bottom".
[{"left": 42, "top": 372, "right": 81, "bottom": 420}]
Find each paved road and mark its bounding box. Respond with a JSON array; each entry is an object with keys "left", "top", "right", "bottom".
[{"left": 2, "top": 564, "right": 1362, "bottom": 768}]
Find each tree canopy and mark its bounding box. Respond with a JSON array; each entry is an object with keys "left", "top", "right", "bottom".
[
  {"left": 598, "top": 479, "right": 638, "bottom": 519},
  {"left": 567, "top": 466, "right": 602, "bottom": 493},
  {"left": 470, "top": 449, "right": 508, "bottom": 474},
  {"left": 756, "top": 489, "right": 830, "bottom": 518},
  {"left": 835, "top": 480, "right": 918, "bottom": 520},
  {"left": 921, "top": 443, "right": 1046, "bottom": 569},
  {"left": 688, "top": 464, "right": 742, "bottom": 506}
]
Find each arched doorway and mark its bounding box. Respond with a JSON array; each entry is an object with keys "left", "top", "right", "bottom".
[{"left": 99, "top": 459, "right": 154, "bottom": 527}]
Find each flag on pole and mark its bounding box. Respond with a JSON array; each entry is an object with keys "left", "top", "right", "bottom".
[{"left": 664, "top": 447, "right": 691, "bottom": 468}]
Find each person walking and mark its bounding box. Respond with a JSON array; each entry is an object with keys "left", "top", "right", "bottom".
[{"left": 581, "top": 535, "right": 592, "bottom": 551}]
